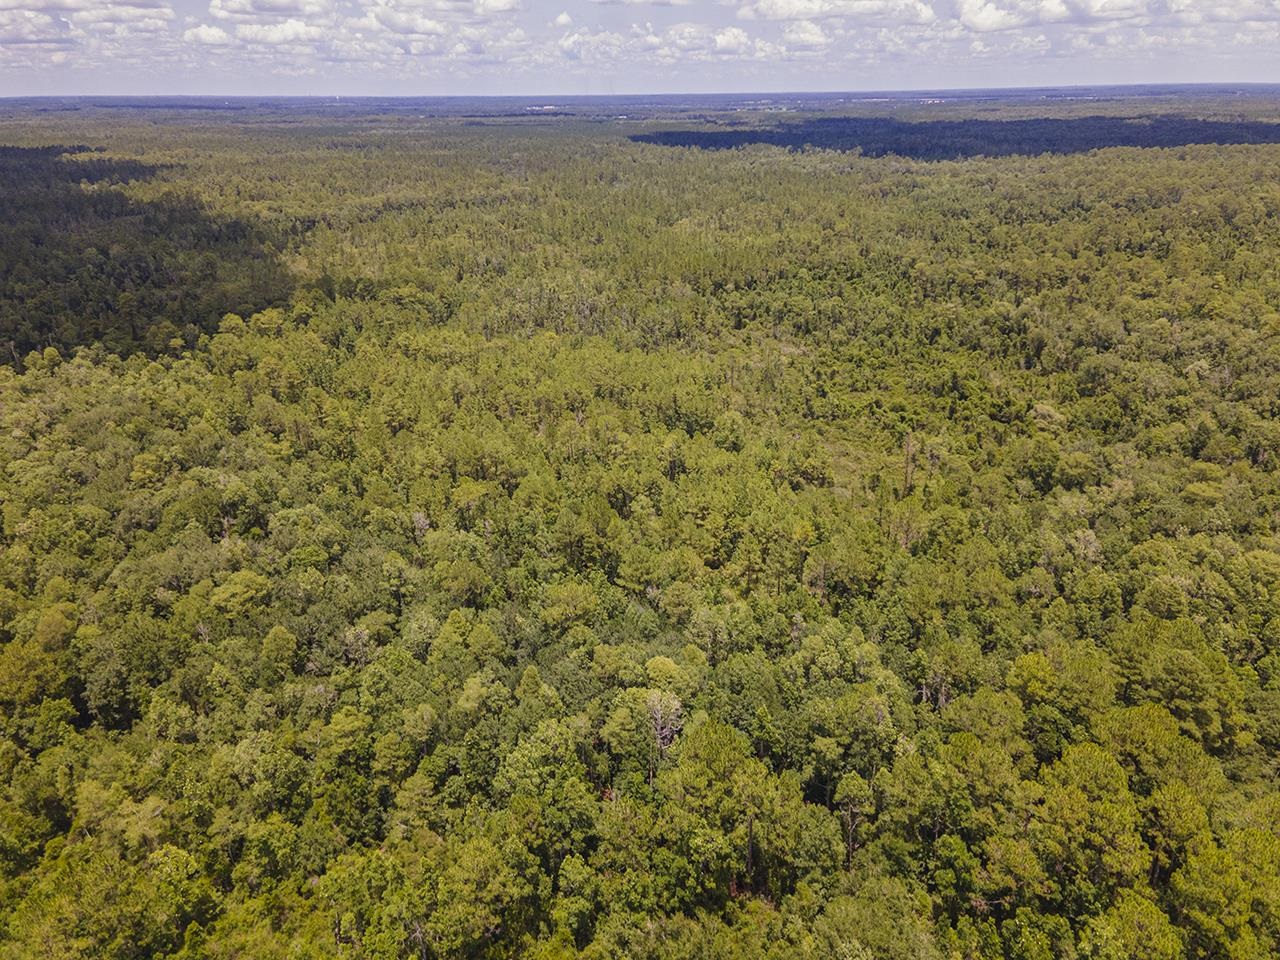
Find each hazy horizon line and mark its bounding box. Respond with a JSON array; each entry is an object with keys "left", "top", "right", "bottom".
[{"left": 6, "top": 81, "right": 1280, "bottom": 103}]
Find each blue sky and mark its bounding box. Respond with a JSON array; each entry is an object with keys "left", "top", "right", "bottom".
[{"left": 2, "top": 0, "right": 1279, "bottom": 96}]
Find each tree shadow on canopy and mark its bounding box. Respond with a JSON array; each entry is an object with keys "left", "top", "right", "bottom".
[
  {"left": 631, "top": 115, "right": 1280, "bottom": 161},
  {"left": 0, "top": 145, "right": 293, "bottom": 364}
]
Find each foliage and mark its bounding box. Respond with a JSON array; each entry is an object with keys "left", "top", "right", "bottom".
[{"left": 2, "top": 96, "right": 1280, "bottom": 958}]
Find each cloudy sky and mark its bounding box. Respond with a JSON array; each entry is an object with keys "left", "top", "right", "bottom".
[{"left": 2, "top": 0, "right": 1279, "bottom": 96}]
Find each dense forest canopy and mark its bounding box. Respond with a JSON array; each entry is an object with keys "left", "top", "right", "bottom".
[{"left": 2, "top": 91, "right": 1280, "bottom": 959}]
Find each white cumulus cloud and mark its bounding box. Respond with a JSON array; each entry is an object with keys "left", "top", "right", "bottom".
[
  {"left": 740, "top": 0, "right": 936, "bottom": 23},
  {"left": 783, "top": 17, "right": 829, "bottom": 42},
  {"left": 235, "top": 16, "right": 324, "bottom": 41},
  {"left": 0, "top": 7, "right": 65, "bottom": 42},
  {"left": 184, "top": 22, "right": 232, "bottom": 41},
  {"left": 210, "top": 0, "right": 332, "bottom": 20}
]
